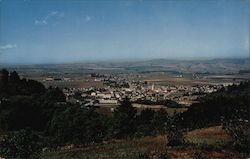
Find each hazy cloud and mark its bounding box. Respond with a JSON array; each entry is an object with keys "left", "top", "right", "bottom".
[
  {"left": 85, "top": 15, "right": 92, "bottom": 22},
  {"left": 0, "top": 44, "right": 17, "bottom": 49},
  {"left": 35, "top": 20, "right": 48, "bottom": 25},
  {"left": 35, "top": 11, "right": 64, "bottom": 26},
  {"left": 45, "top": 11, "right": 65, "bottom": 20}
]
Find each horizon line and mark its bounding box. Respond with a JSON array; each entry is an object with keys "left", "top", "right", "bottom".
[{"left": 0, "top": 55, "right": 249, "bottom": 66}]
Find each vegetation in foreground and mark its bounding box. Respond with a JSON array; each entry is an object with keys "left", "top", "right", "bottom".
[
  {"left": 0, "top": 69, "right": 249, "bottom": 158},
  {"left": 41, "top": 126, "right": 247, "bottom": 159}
]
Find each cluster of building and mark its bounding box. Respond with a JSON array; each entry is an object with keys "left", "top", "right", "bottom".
[
  {"left": 44, "top": 77, "right": 71, "bottom": 81},
  {"left": 63, "top": 73, "right": 223, "bottom": 107}
]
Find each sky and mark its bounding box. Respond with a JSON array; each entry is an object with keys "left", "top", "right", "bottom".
[{"left": 0, "top": 0, "right": 249, "bottom": 64}]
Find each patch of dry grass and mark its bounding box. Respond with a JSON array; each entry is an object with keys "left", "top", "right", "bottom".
[
  {"left": 185, "top": 126, "right": 231, "bottom": 144},
  {"left": 41, "top": 126, "right": 248, "bottom": 159}
]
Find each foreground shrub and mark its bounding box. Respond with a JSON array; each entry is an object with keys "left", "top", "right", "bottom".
[
  {"left": 47, "top": 105, "right": 109, "bottom": 146},
  {"left": 111, "top": 98, "right": 137, "bottom": 138},
  {"left": 221, "top": 109, "right": 249, "bottom": 152},
  {"left": 167, "top": 127, "right": 184, "bottom": 146},
  {"left": 135, "top": 152, "right": 150, "bottom": 159},
  {"left": 194, "top": 153, "right": 209, "bottom": 159},
  {"left": 166, "top": 115, "right": 184, "bottom": 146},
  {"left": 0, "top": 129, "right": 41, "bottom": 159},
  {"left": 133, "top": 152, "right": 171, "bottom": 159},
  {"left": 152, "top": 108, "right": 170, "bottom": 135},
  {"left": 159, "top": 152, "right": 172, "bottom": 159}
]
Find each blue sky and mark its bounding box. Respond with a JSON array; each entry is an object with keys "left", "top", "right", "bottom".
[{"left": 0, "top": 0, "right": 249, "bottom": 64}]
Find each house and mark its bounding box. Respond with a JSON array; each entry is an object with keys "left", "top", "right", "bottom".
[{"left": 98, "top": 99, "right": 118, "bottom": 104}]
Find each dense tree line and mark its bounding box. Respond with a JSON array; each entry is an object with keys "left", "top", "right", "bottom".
[
  {"left": 179, "top": 81, "right": 249, "bottom": 129},
  {"left": 0, "top": 70, "right": 45, "bottom": 97},
  {"left": 0, "top": 70, "right": 66, "bottom": 132},
  {"left": 134, "top": 98, "right": 185, "bottom": 108}
]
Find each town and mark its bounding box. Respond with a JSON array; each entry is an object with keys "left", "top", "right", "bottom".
[{"left": 60, "top": 73, "right": 224, "bottom": 110}]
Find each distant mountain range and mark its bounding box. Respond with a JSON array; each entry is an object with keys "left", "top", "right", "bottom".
[{"left": 1, "top": 58, "right": 249, "bottom": 75}]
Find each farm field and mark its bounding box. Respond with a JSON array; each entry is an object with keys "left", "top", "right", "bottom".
[
  {"left": 24, "top": 71, "right": 249, "bottom": 89},
  {"left": 141, "top": 73, "right": 249, "bottom": 86},
  {"left": 43, "top": 80, "right": 104, "bottom": 88}
]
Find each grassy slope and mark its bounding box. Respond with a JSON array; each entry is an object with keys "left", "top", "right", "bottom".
[{"left": 41, "top": 126, "right": 247, "bottom": 159}]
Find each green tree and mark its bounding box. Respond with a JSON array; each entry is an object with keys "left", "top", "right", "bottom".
[
  {"left": 47, "top": 105, "right": 108, "bottom": 145},
  {"left": 112, "top": 97, "right": 137, "bottom": 138},
  {"left": 0, "top": 96, "right": 47, "bottom": 131},
  {"left": 9, "top": 71, "right": 20, "bottom": 83},
  {"left": 166, "top": 115, "right": 184, "bottom": 146},
  {"left": 26, "top": 79, "right": 46, "bottom": 95},
  {"left": 221, "top": 109, "right": 249, "bottom": 152},
  {"left": 44, "top": 87, "right": 66, "bottom": 102},
  {"left": 136, "top": 109, "right": 155, "bottom": 136},
  {"left": 152, "top": 108, "right": 169, "bottom": 134}
]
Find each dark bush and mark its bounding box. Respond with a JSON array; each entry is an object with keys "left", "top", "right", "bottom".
[
  {"left": 134, "top": 152, "right": 150, "bottom": 159},
  {"left": 159, "top": 152, "right": 172, "bottom": 159},
  {"left": 166, "top": 115, "right": 184, "bottom": 146},
  {"left": 111, "top": 98, "right": 137, "bottom": 138},
  {"left": 221, "top": 109, "right": 249, "bottom": 152},
  {"left": 0, "top": 129, "right": 41, "bottom": 159},
  {"left": 152, "top": 109, "right": 169, "bottom": 134},
  {"left": 47, "top": 105, "right": 109, "bottom": 145},
  {"left": 194, "top": 153, "right": 209, "bottom": 159},
  {"left": 135, "top": 109, "right": 155, "bottom": 136}
]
